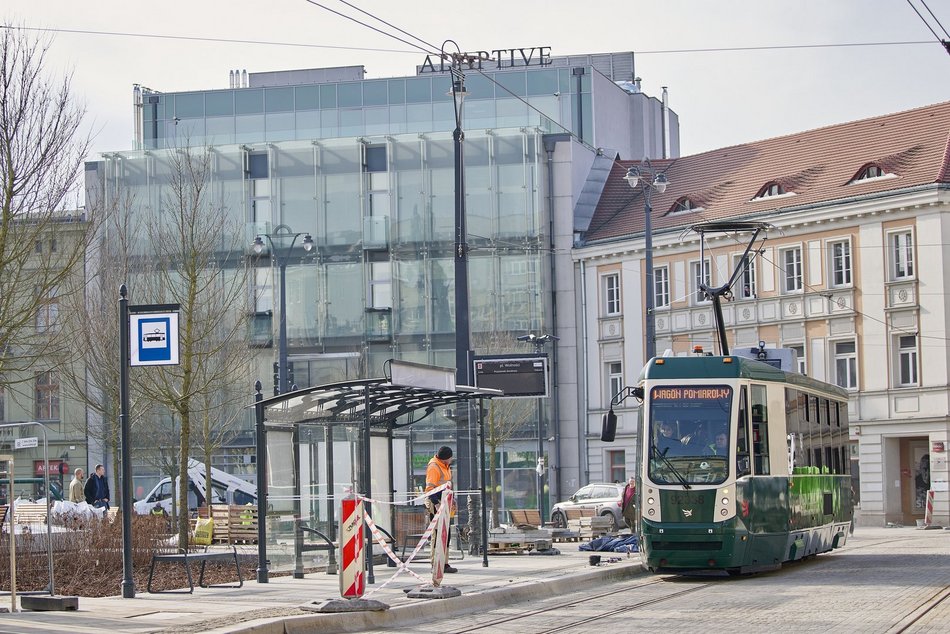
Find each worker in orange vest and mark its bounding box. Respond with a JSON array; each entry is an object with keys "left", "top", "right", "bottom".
[{"left": 424, "top": 446, "right": 457, "bottom": 573}]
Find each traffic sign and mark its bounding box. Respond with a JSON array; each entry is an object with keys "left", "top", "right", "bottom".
[{"left": 130, "top": 311, "right": 180, "bottom": 366}]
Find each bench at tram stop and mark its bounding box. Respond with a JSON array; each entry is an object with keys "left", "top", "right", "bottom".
[{"left": 147, "top": 545, "right": 244, "bottom": 594}]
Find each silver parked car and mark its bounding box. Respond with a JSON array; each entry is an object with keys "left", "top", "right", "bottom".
[{"left": 550, "top": 482, "right": 624, "bottom": 533}]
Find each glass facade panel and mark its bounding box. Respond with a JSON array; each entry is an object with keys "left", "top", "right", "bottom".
[
  {"left": 526, "top": 69, "right": 558, "bottom": 96},
  {"left": 496, "top": 98, "right": 529, "bottom": 128},
  {"left": 364, "top": 107, "right": 390, "bottom": 135},
  {"left": 339, "top": 109, "right": 363, "bottom": 136},
  {"left": 174, "top": 92, "right": 204, "bottom": 118},
  {"left": 295, "top": 111, "right": 320, "bottom": 139},
  {"left": 337, "top": 82, "right": 362, "bottom": 107},
  {"left": 324, "top": 262, "right": 363, "bottom": 336},
  {"left": 495, "top": 71, "right": 527, "bottom": 97},
  {"left": 363, "top": 80, "right": 388, "bottom": 106},
  {"left": 405, "top": 77, "right": 431, "bottom": 103},
  {"left": 387, "top": 79, "right": 406, "bottom": 104},
  {"left": 234, "top": 89, "right": 264, "bottom": 114},
  {"left": 235, "top": 114, "right": 265, "bottom": 143},
  {"left": 205, "top": 91, "right": 234, "bottom": 116},
  {"left": 295, "top": 85, "right": 319, "bottom": 110},
  {"left": 266, "top": 112, "right": 296, "bottom": 141},
  {"left": 265, "top": 87, "right": 294, "bottom": 112},
  {"left": 206, "top": 116, "right": 234, "bottom": 142},
  {"left": 319, "top": 84, "right": 337, "bottom": 108},
  {"left": 465, "top": 73, "right": 494, "bottom": 100}
]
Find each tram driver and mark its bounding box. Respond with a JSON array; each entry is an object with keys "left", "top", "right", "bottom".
[{"left": 656, "top": 421, "right": 682, "bottom": 456}]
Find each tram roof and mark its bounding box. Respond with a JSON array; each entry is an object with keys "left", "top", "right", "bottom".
[
  {"left": 259, "top": 378, "right": 502, "bottom": 429},
  {"left": 640, "top": 356, "right": 849, "bottom": 400}
]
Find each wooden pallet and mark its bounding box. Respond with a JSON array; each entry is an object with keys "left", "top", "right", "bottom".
[
  {"left": 228, "top": 505, "right": 258, "bottom": 544},
  {"left": 197, "top": 505, "right": 231, "bottom": 543},
  {"left": 488, "top": 540, "right": 529, "bottom": 553}
]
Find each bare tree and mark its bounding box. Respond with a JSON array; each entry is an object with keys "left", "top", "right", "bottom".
[
  {"left": 134, "top": 145, "right": 250, "bottom": 549},
  {"left": 0, "top": 26, "right": 91, "bottom": 390},
  {"left": 471, "top": 332, "right": 535, "bottom": 527}
]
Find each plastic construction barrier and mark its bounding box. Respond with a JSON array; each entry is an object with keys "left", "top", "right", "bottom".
[{"left": 339, "top": 496, "right": 365, "bottom": 599}]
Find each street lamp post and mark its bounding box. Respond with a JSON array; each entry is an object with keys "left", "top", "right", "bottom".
[
  {"left": 623, "top": 160, "right": 669, "bottom": 362},
  {"left": 444, "top": 40, "right": 476, "bottom": 496},
  {"left": 252, "top": 224, "right": 314, "bottom": 395},
  {"left": 517, "top": 333, "right": 559, "bottom": 523}
]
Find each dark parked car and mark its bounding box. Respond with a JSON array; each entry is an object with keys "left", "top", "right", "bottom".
[{"left": 550, "top": 482, "right": 624, "bottom": 533}]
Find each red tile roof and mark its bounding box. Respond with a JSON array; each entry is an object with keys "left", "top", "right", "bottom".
[{"left": 584, "top": 101, "right": 950, "bottom": 243}]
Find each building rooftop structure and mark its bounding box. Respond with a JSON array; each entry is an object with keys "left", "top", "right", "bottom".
[{"left": 584, "top": 101, "right": 950, "bottom": 244}]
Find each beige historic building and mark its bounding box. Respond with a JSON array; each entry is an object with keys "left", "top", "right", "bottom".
[{"left": 573, "top": 101, "right": 950, "bottom": 527}]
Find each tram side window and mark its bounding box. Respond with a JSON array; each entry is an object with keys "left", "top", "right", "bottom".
[
  {"left": 737, "top": 387, "right": 751, "bottom": 477},
  {"left": 751, "top": 384, "right": 770, "bottom": 475}
]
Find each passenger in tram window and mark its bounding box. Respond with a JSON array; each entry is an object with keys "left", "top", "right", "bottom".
[{"left": 705, "top": 430, "right": 729, "bottom": 456}]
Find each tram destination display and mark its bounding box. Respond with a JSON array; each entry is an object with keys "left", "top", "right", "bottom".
[{"left": 474, "top": 355, "right": 548, "bottom": 398}]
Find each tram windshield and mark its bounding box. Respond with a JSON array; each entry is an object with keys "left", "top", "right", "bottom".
[{"left": 648, "top": 385, "right": 733, "bottom": 486}]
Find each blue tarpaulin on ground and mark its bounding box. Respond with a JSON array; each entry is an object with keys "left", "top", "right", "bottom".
[{"left": 579, "top": 535, "right": 639, "bottom": 553}]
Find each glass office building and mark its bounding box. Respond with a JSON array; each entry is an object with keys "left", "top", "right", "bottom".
[{"left": 87, "top": 50, "right": 677, "bottom": 513}]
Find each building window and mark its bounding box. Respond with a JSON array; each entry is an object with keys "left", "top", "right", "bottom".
[
  {"left": 896, "top": 334, "right": 918, "bottom": 386},
  {"left": 602, "top": 273, "right": 620, "bottom": 316},
  {"left": 606, "top": 361, "right": 623, "bottom": 405},
  {"left": 368, "top": 261, "right": 392, "bottom": 309},
  {"left": 734, "top": 253, "right": 756, "bottom": 299},
  {"left": 834, "top": 340, "right": 857, "bottom": 390},
  {"left": 690, "top": 259, "right": 711, "bottom": 304},
  {"left": 781, "top": 247, "right": 803, "bottom": 293},
  {"left": 754, "top": 182, "right": 786, "bottom": 199},
  {"left": 653, "top": 265, "right": 670, "bottom": 308},
  {"left": 786, "top": 344, "right": 806, "bottom": 375},
  {"left": 890, "top": 230, "right": 914, "bottom": 280},
  {"left": 35, "top": 371, "right": 59, "bottom": 420},
  {"left": 850, "top": 164, "right": 887, "bottom": 183},
  {"left": 607, "top": 450, "right": 626, "bottom": 483},
  {"left": 667, "top": 197, "right": 698, "bottom": 214},
  {"left": 35, "top": 286, "right": 60, "bottom": 332},
  {"left": 829, "top": 240, "right": 852, "bottom": 287}
]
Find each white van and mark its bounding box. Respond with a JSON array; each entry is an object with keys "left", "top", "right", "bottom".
[{"left": 134, "top": 459, "right": 256, "bottom": 515}]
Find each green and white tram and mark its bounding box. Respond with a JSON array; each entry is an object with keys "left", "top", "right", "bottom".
[{"left": 636, "top": 353, "right": 854, "bottom": 574}]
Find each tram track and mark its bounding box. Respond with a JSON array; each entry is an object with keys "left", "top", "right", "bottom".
[
  {"left": 446, "top": 577, "right": 712, "bottom": 634},
  {"left": 888, "top": 584, "right": 950, "bottom": 633}
]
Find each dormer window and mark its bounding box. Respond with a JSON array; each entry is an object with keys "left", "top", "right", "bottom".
[
  {"left": 849, "top": 163, "right": 894, "bottom": 184},
  {"left": 756, "top": 182, "right": 784, "bottom": 198},
  {"left": 667, "top": 196, "right": 699, "bottom": 214}
]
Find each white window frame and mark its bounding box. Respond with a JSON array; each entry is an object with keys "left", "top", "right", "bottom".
[
  {"left": 781, "top": 246, "right": 803, "bottom": 293},
  {"left": 653, "top": 265, "right": 670, "bottom": 309},
  {"left": 602, "top": 273, "right": 621, "bottom": 316},
  {"left": 733, "top": 253, "right": 757, "bottom": 300},
  {"left": 896, "top": 333, "right": 919, "bottom": 387},
  {"left": 833, "top": 339, "right": 858, "bottom": 390},
  {"left": 889, "top": 229, "right": 915, "bottom": 281},
  {"left": 606, "top": 361, "right": 623, "bottom": 405},
  {"left": 785, "top": 344, "right": 806, "bottom": 375},
  {"left": 690, "top": 258, "right": 711, "bottom": 305},
  {"left": 828, "top": 239, "right": 852, "bottom": 288}
]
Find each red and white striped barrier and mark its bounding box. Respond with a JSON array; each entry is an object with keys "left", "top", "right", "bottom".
[
  {"left": 430, "top": 486, "right": 453, "bottom": 588},
  {"left": 339, "top": 496, "right": 365, "bottom": 599},
  {"left": 924, "top": 489, "right": 935, "bottom": 526}
]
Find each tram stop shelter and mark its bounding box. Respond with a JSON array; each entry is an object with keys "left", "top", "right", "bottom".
[{"left": 253, "top": 360, "right": 501, "bottom": 583}]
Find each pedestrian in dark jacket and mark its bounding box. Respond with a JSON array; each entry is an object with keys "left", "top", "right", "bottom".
[{"left": 84, "top": 464, "right": 110, "bottom": 509}]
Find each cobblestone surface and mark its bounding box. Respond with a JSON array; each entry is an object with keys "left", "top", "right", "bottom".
[{"left": 370, "top": 528, "right": 950, "bottom": 634}]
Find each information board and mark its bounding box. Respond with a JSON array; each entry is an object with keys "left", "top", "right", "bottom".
[{"left": 473, "top": 355, "right": 548, "bottom": 398}]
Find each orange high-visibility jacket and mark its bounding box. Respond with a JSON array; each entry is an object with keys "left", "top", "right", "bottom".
[{"left": 425, "top": 457, "right": 452, "bottom": 496}]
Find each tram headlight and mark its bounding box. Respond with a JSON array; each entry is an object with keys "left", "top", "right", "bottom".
[
  {"left": 647, "top": 497, "right": 655, "bottom": 505},
  {"left": 648, "top": 508, "right": 656, "bottom": 516},
  {"left": 721, "top": 497, "right": 729, "bottom": 505},
  {"left": 721, "top": 509, "right": 728, "bottom": 516}
]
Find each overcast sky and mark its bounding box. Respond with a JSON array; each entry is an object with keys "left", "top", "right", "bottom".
[{"left": 4, "top": 0, "right": 949, "bottom": 161}]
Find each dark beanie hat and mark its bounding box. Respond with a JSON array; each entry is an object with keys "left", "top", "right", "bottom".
[{"left": 437, "top": 446, "right": 453, "bottom": 460}]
